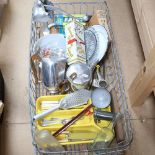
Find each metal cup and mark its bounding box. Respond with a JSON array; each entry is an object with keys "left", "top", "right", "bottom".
[{"left": 66, "top": 63, "right": 91, "bottom": 90}]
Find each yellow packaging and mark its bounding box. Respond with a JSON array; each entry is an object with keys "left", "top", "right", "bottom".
[{"left": 65, "top": 20, "right": 86, "bottom": 65}]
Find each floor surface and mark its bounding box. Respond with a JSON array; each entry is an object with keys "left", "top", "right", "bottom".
[{"left": 0, "top": 0, "right": 155, "bottom": 155}]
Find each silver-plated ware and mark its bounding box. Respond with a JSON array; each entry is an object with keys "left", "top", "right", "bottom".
[
  {"left": 66, "top": 63, "right": 92, "bottom": 90},
  {"left": 42, "top": 57, "right": 66, "bottom": 94}
]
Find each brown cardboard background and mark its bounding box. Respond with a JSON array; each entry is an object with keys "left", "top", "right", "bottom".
[{"left": 131, "top": 0, "right": 155, "bottom": 57}]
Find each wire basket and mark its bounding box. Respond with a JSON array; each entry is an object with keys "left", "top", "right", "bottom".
[{"left": 29, "top": 0, "right": 133, "bottom": 154}]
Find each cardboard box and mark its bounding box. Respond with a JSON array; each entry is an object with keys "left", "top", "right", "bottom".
[
  {"left": 131, "top": 0, "right": 155, "bottom": 58},
  {"left": 89, "top": 10, "right": 111, "bottom": 40},
  {"left": 65, "top": 20, "right": 86, "bottom": 65}
]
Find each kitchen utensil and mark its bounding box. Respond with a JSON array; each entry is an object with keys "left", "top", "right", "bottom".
[
  {"left": 53, "top": 104, "right": 92, "bottom": 137},
  {"left": 85, "top": 25, "right": 109, "bottom": 69},
  {"left": 94, "top": 25, "right": 109, "bottom": 37},
  {"left": 41, "top": 101, "right": 59, "bottom": 110},
  {"left": 34, "top": 89, "right": 91, "bottom": 121},
  {"left": 60, "top": 130, "right": 112, "bottom": 143},
  {"left": 33, "top": 0, "right": 50, "bottom": 22},
  {"left": 85, "top": 29, "right": 97, "bottom": 61},
  {"left": 43, "top": 0, "right": 54, "bottom": 18},
  {"left": 44, "top": 5, "right": 77, "bottom": 21},
  {"left": 42, "top": 118, "right": 72, "bottom": 126},
  {"left": 35, "top": 130, "right": 64, "bottom": 151},
  {"left": 93, "top": 65, "right": 108, "bottom": 88},
  {"left": 66, "top": 63, "right": 91, "bottom": 90},
  {"left": 92, "top": 88, "right": 111, "bottom": 108},
  {"left": 42, "top": 57, "right": 66, "bottom": 93},
  {"left": 96, "top": 65, "right": 108, "bottom": 87},
  {"left": 33, "top": 34, "right": 67, "bottom": 93},
  {"left": 94, "top": 110, "right": 115, "bottom": 121}
]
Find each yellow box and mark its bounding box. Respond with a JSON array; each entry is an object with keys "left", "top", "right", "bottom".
[
  {"left": 65, "top": 20, "right": 86, "bottom": 65},
  {"left": 36, "top": 95, "right": 114, "bottom": 145}
]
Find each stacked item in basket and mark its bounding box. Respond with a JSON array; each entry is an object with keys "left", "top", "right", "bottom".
[{"left": 31, "top": 0, "right": 122, "bottom": 152}]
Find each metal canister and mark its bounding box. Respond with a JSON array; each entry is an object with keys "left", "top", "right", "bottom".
[{"left": 66, "top": 63, "right": 91, "bottom": 90}]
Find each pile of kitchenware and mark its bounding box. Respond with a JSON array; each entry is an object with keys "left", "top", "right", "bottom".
[{"left": 31, "top": 0, "right": 122, "bottom": 152}]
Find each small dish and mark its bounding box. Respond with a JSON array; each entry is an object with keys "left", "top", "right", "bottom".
[{"left": 85, "top": 25, "right": 109, "bottom": 69}]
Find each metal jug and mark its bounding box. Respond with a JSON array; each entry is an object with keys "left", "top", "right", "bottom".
[
  {"left": 42, "top": 57, "right": 66, "bottom": 94},
  {"left": 33, "top": 0, "right": 50, "bottom": 22}
]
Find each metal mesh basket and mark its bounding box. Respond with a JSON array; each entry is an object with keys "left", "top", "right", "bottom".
[{"left": 29, "top": 0, "right": 132, "bottom": 154}]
